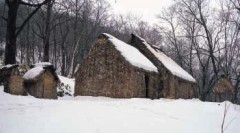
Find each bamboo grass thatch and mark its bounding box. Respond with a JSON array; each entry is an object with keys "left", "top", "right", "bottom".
[
  {"left": 23, "top": 64, "right": 59, "bottom": 99},
  {"left": 75, "top": 34, "right": 161, "bottom": 99},
  {"left": 205, "top": 76, "right": 236, "bottom": 103},
  {"left": 0, "top": 64, "right": 28, "bottom": 95},
  {"left": 129, "top": 34, "right": 197, "bottom": 99},
  {"left": 212, "top": 77, "right": 235, "bottom": 94},
  {"left": 75, "top": 33, "right": 197, "bottom": 99}
]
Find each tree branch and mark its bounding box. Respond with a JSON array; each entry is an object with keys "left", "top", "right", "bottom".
[
  {"left": 16, "top": 0, "right": 51, "bottom": 37},
  {"left": 1, "top": 16, "right": 7, "bottom": 21}
]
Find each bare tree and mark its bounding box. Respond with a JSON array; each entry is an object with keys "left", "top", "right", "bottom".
[
  {"left": 43, "top": 0, "right": 54, "bottom": 62},
  {"left": 68, "top": 0, "right": 110, "bottom": 78},
  {"left": 158, "top": 5, "right": 185, "bottom": 67},
  {"left": 159, "top": 0, "right": 227, "bottom": 99},
  {"left": 3, "top": 0, "right": 50, "bottom": 65}
]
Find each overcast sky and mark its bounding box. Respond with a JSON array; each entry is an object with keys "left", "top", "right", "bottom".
[{"left": 106, "top": 0, "right": 173, "bottom": 24}]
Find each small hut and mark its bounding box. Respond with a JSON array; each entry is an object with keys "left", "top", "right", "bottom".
[
  {"left": 129, "top": 34, "right": 197, "bottom": 99},
  {"left": 75, "top": 33, "right": 161, "bottom": 99},
  {"left": 23, "top": 63, "right": 58, "bottom": 99},
  {"left": 0, "top": 64, "right": 28, "bottom": 95},
  {"left": 205, "top": 76, "right": 236, "bottom": 102}
]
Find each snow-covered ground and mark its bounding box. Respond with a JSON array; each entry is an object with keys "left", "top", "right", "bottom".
[
  {"left": 58, "top": 75, "right": 75, "bottom": 96},
  {"left": 0, "top": 84, "right": 240, "bottom": 133}
]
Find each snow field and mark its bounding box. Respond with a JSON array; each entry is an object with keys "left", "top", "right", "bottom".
[{"left": 0, "top": 85, "right": 239, "bottom": 133}]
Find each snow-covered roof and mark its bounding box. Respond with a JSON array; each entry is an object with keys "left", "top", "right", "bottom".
[
  {"left": 135, "top": 35, "right": 196, "bottom": 82},
  {"left": 103, "top": 33, "right": 158, "bottom": 72},
  {"left": 33, "top": 62, "right": 52, "bottom": 67},
  {"left": 0, "top": 64, "right": 19, "bottom": 70},
  {"left": 23, "top": 67, "right": 44, "bottom": 80},
  {"left": 2, "top": 64, "right": 14, "bottom": 69}
]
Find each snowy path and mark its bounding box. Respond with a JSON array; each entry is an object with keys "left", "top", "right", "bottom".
[{"left": 0, "top": 86, "right": 240, "bottom": 133}]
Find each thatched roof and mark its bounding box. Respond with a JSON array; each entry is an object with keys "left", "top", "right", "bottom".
[
  {"left": 212, "top": 77, "right": 235, "bottom": 94},
  {"left": 31, "top": 62, "right": 52, "bottom": 68},
  {"left": 130, "top": 34, "right": 196, "bottom": 83},
  {"left": 23, "top": 67, "right": 45, "bottom": 81},
  {"left": 102, "top": 33, "right": 158, "bottom": 72},
  {"left": 0, "top": 64, "right": 19, "bottom": 84},
  {"left": 0, "top": 64, "right": 18, "bottom": 69},
  {"left": 23, "top": 62, "right": 59, "bottom": 82}
]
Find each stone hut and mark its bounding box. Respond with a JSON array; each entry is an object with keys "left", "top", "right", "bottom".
[
  {"left": 129, "top": 34, "right": 196, "bottom": 99},
  {"left": 0, "top": 64, "right": 28, "bottom": 95},
  {"left": 75, "top": 33, "right": 161, "bottom": 99},
  {"left": 75, "top": 33, "right": 196, "bottom": 99},
  {"left": 205, "top": 76, "right": 236, "bottom": 102},
  {"left": 23, "top": 63, "right": 58, "bottom": 99}
]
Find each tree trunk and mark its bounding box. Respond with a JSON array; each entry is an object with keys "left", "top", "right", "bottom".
[
  {"left": 26, "top": 17, "right": 30, "bottom": 65},
  {"left": 32, "top": 28, "right": 35, "bottom": 63},
  {"left": 4, "top": 0, "right": 49, "bottom": 65},
  {"left": 43, "top": 0, "right": 53, "bottom": 62},
  {"left": 4, "top": 0, "right": 20, "bottom": 65},
  {"left": 61, "top": 42, "right": 66, "bottom": 76}
]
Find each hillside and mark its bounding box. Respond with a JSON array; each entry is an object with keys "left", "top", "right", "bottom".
[{"left": 0, "top": 77, "right": 239, "bottom": 133}]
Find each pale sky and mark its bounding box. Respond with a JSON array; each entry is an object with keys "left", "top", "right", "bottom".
[{"left": 106, "top": 0, "right": 173, "bottom": 24}]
